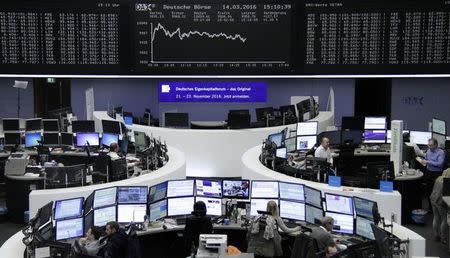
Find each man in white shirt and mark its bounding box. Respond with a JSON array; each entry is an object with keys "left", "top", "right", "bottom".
[
  {"left": 315, "top": 137, "right": 333, "bottom": 165},
  {"left": 107, "top": 142, "right": 121, "bottom": 160}
]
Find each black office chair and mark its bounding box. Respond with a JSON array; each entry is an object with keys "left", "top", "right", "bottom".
[
  {"left": 65, "top": 164, "right": 86, "bottom": 187},
  {"left": 44, "top": 167, "right": 67, "bottom": 189},
  {"left": 92, "top": 154, "right": 111, "bottom": 184},
  {"left": 110, "top": 158, "right": 128, "bottom": 182},
  {"left": 290, "top": 233, "right": 319, "bottom": 258}
]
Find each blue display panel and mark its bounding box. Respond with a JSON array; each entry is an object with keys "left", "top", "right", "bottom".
[{"left": 158, "top": 82, "right": 267, "bottom": 102}]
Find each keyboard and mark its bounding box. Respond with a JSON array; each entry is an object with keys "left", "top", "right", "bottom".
[
  {"left": 346, "top": 237, "right": 364, "bottom": 245},
  {"left": 366, "top": 149, "right": 386, "bottom": 152}
]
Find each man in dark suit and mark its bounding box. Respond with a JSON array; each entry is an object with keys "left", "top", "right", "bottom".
[{"left": 309, "top": 216, "right": 335, "bottom": 251}]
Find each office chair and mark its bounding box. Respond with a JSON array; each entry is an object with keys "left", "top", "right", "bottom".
[
  {"left": 92, "top": 154, "right": 111, "bottom": 184},
  {"left": 110, "top": 158, "right": 128, "bottom": 182},
  {"left": 44, "top": 167, "right": 67, "bottom": 189},
  {"left": 290, "top": 233, "right": 319, "bottom": 258},
  {"left": 65, "top": 164, "right": 86, "bottom": 187}
]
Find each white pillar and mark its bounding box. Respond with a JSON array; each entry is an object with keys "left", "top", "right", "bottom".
[{"left": 390, "top": 120, "right": 404, "bottom": 176}]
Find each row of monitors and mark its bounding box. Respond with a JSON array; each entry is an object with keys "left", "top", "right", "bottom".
[{"left": 2, "top": 132, "right": 120, "bottom": 148}]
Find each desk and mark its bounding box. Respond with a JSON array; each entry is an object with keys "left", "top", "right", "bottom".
[
  {"left": 190, "top": 121, "right": 227, "bottom": 129},
  {"left": 395, "top": 171, "right": 424, "bottom": 225}
]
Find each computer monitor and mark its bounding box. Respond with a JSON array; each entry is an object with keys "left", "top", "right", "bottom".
[
  {"left": 279, "top": 105, "right": 297, "bottom": 119},
  {"left": 93, "top": 187, "right": 117, "bottom": 209},
  {"left": 296, "top": 121, "right": 318, "bottom": 136},
  {"left": 304, "top": 186, "right": 322, "bottom": 208},
  {"left": 325, "top": 193, "right": 354, "bottom": 215},
  {"left": 279, "top": 182, "right": 304, "bottom": 202},
  {"left": 2, "top": 118, "right": 20, "bottom": 131},
  {"left": 227, "top": 111, "right": 251, "bottom": 129},
  {"left": 124, "top": 116, "right": 133, "bottom": 125},
  {"left": 102, "top": 120, "right": 121, "bottom": 135},
  {"left": 93, "top": 205, "right": 117, "bottom": 227},
  {"left": 26, "top": 118, "right": 42, "bottom": 131},
  {"left": 222, "top": 180, "right": 250, "bottom": 198},
  {"left": 341, "top": 116, "right": 364, "bottom": 131},
  {"left": 279, "top": 200, "right": 305, "bottom": 221},
  {"left": 255, "top": 107, "right": 275, "bottom": 121},
  {"left": 364, "top": 117, "right": 386, "bottom": 130},
  {"left": 341, "top": 130, "right": 362, "bottom": 145},
  {"left": 84, "top": 211, "right": 93, "bottom": 235},
  {"left": 371, "top": 224, "right": 395, "bottom": 258},
  {"left": 433, "top": 132, "right": 446, "bottom": 148},
  {"left": 296, "top": 136, "right": 317, "bottom": 151},
  {"left": 320, "top": 130, "right": 341, "bottom": 146},
  {"left": 432, "top": 118, "right": 446, "bottom": 135},
  {"left": 284, "top": 137, "right": 296, "bottom": 153},
  {"left": 195, "top": 197, "right": 222, "bottom": 216},
  {"left": 101, "top": 133, "right": 119, "bottom": 147},
  {"left": 4, "top": 132, "right": 21, "bottom": 146},
  {"left": 54, "top": 197, "right": 84, "bottom": 220},
  {"left": 325, "top": 211, "right": 354, "bottom": 235},
  {"left": 55, "top": 217, "right": 84, "bottom": 241},
  {"left": 43, "top": 119, "right": 60, "bottom": 132},
  {"left": 118, "top": 186, "right": 148, "bottom": 204},
  {"left": 149, "top": 182, "right": 168, "bottom": 203},
  {"left": 134, "top": 131, "right": 148, "bottom": 150},
  {"left": 363, "top": 130, "right": 387, "bottom": 144},
  {"left": 25, "top": 132, "right": 42, "bottom": 148},
  {"left": 149, "top": 199, "right": 168, "bottom": 221},
  {"left": 117, "top": 204, "right": 147, "bottom": 223},
  {"left": 356, "top": 216, "right": 375, "bottom": 240},
  {"left": 268, "top": 132, "right": 283, "bottom": 147},
  {"left": 76, "top": 132, "right": 99, "bottom": 147},
  {"left": 167, "top": 197, "right": 195, "bottom": 216},
  {"left": 386, "top": 130, "right": 410, "bottom": 144},
  {"left": 195, "top": 179, "right": 222, "bottom": 198},
  {"left": 167, "top": 179, "right": 194, "bottom": 198},
  {"left": 35, "top": 201, "right": 54, "bottom": 229},
  {"left": 409, "top": 131, "right": 431, "bottom": 145},
  {"left": 60, "top": 132, "right": 74, "bottom": 146},
  {"left": 250, "top": 199, "right": 278, "bottom": 216},
  {"left": 276, "top": 147, "right": 287, "bottom": 159},
  {"left": 353, "top": 197, "right": 376, "bottom": 220},
  {"left": 251, "top": 181, "right": 279, "bottom": 198},
  {"left": 37, "top": 220, "right": 54, "bottom": 242},
  {"left": 72, "top": 120, "right": 95, "bottom": 133},
  {"left": 165, "top": 113, "right": 189, "bottom": 128},
  {"left": 43, "top": 133, "right": 59, "bottom": 146},
  {"left": 84, "top": 192, "right": 94, "bottom": 215},
  {"left": 305, "top": 204, "right": 324, "bottom": 224}
]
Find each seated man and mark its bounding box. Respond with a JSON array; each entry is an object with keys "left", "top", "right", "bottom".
[
  {"left": 99, "top": 221, "right": 128, "bottom": 258},
  {"left": 108, "top": 143, "right": 122, "bottom": 161},
  {"left": 309, "top": 216, "right": 335, "bottom": 251},
  {"left": 184, "top": 201, "right": 213, "bottom": 256},
  {"left": 74, "top": 226, "right": 105, "bottom": 256},
  {"left": 315, "top": 137, "right": 333, "bottom": 165}
]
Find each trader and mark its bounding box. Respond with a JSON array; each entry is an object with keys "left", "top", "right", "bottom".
[
  {"left": 99, "top": 221, "right": 127, "bottom": 258},
  {"left": 309, "top": 216, "right": 335, "bottom": 251},
  {"left": 315, "top": 137, "right": 333, "bottom": 165},
  {"left": 108, "top": 142, "right": 121, "bottom": 160}
]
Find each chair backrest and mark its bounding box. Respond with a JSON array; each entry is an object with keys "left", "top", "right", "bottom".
[
  {"left": 44, "top": 166, "right": 66, "bottom": 188},
  {"left": 94, "top": 154, "right": 111, "bottom": 174},
  {"left": 110, "top": 158, "right": 127, "bottom": 181},
  {"left": 65, "top": 164, "right": 86, "bottom": 186},
  {"left": 126, "top": 227, "right": 141, "bottom": 258}
]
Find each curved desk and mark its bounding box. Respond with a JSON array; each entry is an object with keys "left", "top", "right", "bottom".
[
  {"left": 94, "top": 111, "right": 334, "bottom": 177},
  {"left": 28, "top": 145, "right": 186, "bottom": 218}
]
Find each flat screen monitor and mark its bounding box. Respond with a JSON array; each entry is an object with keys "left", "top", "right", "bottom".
[
  {"left": 101, "top": 133, "right": 119, "bottom": 147},
  {"left": 363, "top": 130, "right": 386, "bottom": 144},
  {"left": 195, "top": 179, "right": 222, "bottom": 198},
  {"left": 284, "top": 137, "right": 296, "bottom": 153},
  {"left": 304, "top": 186, "right": 322, "bottom": 208},
  {"left": 84, "top": 211, "right": 93, "bottom": 235},
  {"left": 149, "top": 182, "right": 168, "bottom": 203},
  {"left": 325, "top": 211, "right": 355, "bottom": 235},
  {"left": 167, "top": 179, "right": 194, "bottom": 198},
  {"left": 84, "top": 192, "right": 94, "bottom": 215},
  {"left": 279, "top": 200, "right": 305, "bottom": 221},
  {"left": 251, "top": 181, "right": 279, "bottom": 198},
  {"left": 354, "top": 197, "right": 376, "bottom": 220},
  {"left": 268, "top": 132, "right": 283, "bottom": 147},
  {"left": 93, "top": 187, "right": 117, "bottom": 209},
  {"left": 124, "top": 116, "right": 133, "bottom": 125},
  {"left": 276, "top": 147, "right": 287, "bottom": 159},
  {"left": 118, "top": 186, "right": 148, "bottom": 204},
  {"left": 26, "top": 118, "right": 42, "bottom": 131},
  {"left": 433, "top": 132, "right": 446, "bottom": 148},
  {"left": 364, "top": 117, "right": 386, "bottom": 130},
  {"left": 195, "top": 197, "right": 222, "bottom": 216},
  {"left": 165, "top": 113, "right": 189, "bottom": 128},
  {"left": 35, "top": 201, "right": 54, "bottom": 229},
  {"left": 296, "top": 136, "right": 317, "bottom": 151},
  {"left": 279, "top": 105, "right": 297, "bottom": 119},
  {"left": 432, "top": 118, "right": 446, "bottom": 135},
  {"left": 325, "top": 193, "right": 354, "bottom": 215},
  {"left": 55, "top": 217, "right": 84, "bottom": 241},
  {"left": 250, "top": 199, "right": 278, "bottom": 216},
  {"left": 167, "top": 197, "right": 195, "bottom": 216},
  {"left": 134, "top": 131, "right": 147, "bottom": 150},
  {"left": 25, "top": 132, "right": 42, "bottom": 147},
  {"left": 279, "top": 182, "right": 304, "bottom": 202},
  {"left": 255, "top": 107, "right": 274, "bottom": 121},
  {"left": 43, "top": 119, "right": 60, "bottom": 132},
  {"left": 222, "top": 180, "right": 250, "bottom": 198},
  {"left": 320, "top": 131, "right": 341, "bottom": 146},
  {"left": 43, "top": 133, "right": 59, "bottom": 146},
  {"left": 386, "top": 130, "right": 410, "bottom": 144},
  {"left": 102, "top": 120, "right": 121, "bottom": 135},
  {"left": 341, "top": 130, "right": 362, "bottom": 145},
  {"left": 4, "top": 132, "right": 21, "bottom": 146},
  {"left": 2, "top": 118, "right": 20, "bottom": 131},
  {"left": 305, "top": 204, "right": 324, "bottom": 224},
  {"left": 93, "top": 206, "right": 117, "bottom": 227},
  {"left": 76, "top": 132, "right": 99, "bottom": 147},
  {"left": 409, "top": 131, "right": 431, "bottom": 145},
  {"left": 60, "top": 132, "right": 74, "bottom": 146},
  {"left": 356, "top": 216, "right": 375, "bottom": 240},
  {"left": 341, "top": 116, "right": 364, "bottom": 131},
  {"left": 117, "top": 204, "right": 147, "bottom": 223},
  {"left": 227, "top": 112, "right": 251, "bottom": 129},
  {"left": 297, "top": 121, "right": 318, "bottom": 136},
  {"left": 72, "top": 120, "right": 95, "bottom": 133},
  {"left": 149, "top": 199, "right": 167, "bottom": 221},
  {"left": 54, "top": 197, "right": 84, "bottom": 220}
]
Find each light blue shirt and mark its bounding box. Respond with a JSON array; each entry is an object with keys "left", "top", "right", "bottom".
[{"left": 425, "top": 148, "right": 445, "bottom": 172}]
